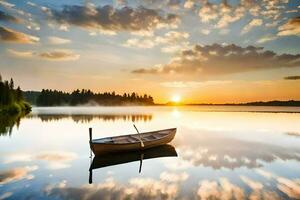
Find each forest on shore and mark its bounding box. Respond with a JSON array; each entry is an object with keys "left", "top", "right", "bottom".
[
  {"left": 24, "top": 89, "right": 155, "bottom": 106},
  {"left": 0, "top": 75, "right": 31, "bottom": 115},
  {"left": 0, "top": 75, "right": 31, "bottom": 135}
]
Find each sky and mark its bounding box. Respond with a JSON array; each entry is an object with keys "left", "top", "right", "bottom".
[{"left": 0, "top": 0, "right": 300, "bottom": 104}]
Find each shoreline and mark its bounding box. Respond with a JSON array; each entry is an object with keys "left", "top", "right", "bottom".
[
  {"left": 27, "top": 103, "right": 300, "bottom": 107},
  {"left": 0, "top": 101, "right": 32, "bottom": 115},
  {"left": 29, "top": 105, "right": 300, "bottom": 114}
]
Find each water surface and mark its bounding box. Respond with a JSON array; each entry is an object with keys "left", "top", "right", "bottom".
[{"left": 0, "top": 106, "right": 300, "bottom": 199}]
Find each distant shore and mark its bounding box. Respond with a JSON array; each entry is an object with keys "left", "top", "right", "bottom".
[
  {"left": 161, "top": 100, "right": 300, "bottom": 107},
  {"left": 23, "top": 91, "right": 300, "bottom": 107},
  {"left": 28, "top": 101, "right": 300, "bottom": 107}
]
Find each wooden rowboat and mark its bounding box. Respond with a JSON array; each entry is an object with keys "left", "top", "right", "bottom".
[{"left": 89, "top": 128, "right": 176, "bottom": 155}]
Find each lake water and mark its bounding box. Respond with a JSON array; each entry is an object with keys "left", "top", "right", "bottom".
[{"left": 1, "top": 106, "right": 300, "bottom": 200}]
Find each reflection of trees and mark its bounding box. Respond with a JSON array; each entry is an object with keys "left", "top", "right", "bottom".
[
  {"left": 0, "top": 113, "right": 23, "bottom": 136},
  {"left": 1, "top": 113, "right": 152, "bottom": 136},
  {"left": 176, "top": 129, "right": 300, "bottom": 170},
  {"left": 27, "top": 114, "right": 153, "bottom": 123}
]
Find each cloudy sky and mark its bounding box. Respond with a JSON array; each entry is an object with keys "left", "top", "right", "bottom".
[{"left": 0, "top": 0, "right": 300, "bottom": 103}]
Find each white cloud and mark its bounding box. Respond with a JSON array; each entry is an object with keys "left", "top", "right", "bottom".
[
  {"left": 124, "top": 31, "right": 189, "bottom": 51},
  {"left": 219, "top": 29, "right": 230, "bottom": 35},
  {"left": 197, "top": 178, "right": 245, "bottom": 200},
  {"left": 160, "top": 171, "right": 189, "bottom": 183},
  {"left": 241, "top": 18, "right": 263, "bottom": 34},
  {"left": 198, "top": 1, "right": 247, "bottom": 29},
  {"left": 48, "top": 36, "right": 71, "bottom": 45},
  {"left": 26, "top": 1, "right": 36, "bottom": 7},
  {"left": 265, "top": 20, "right": 279, "bottom": 27},
  {"left": 198, "top": 2, "right": 218, "bottom": 23},
  {"left": 0, "top": 192, "right": 13, "bottom": 200},
  {"left": 257, "top": 34, "right": 278, "bottom": 43},
  {"left": 184, "top": 0, "right": 194, "bottom": 9},
  {"left": 46, "top": 171, "right": 188, "bottom": 200},
  {"left": 155, "top": 31, "right": 189, "bottom": 44},
  {"left": 201, "top": 29, "right": 211, "bottom": 35},
  {"left": 240, "top": 176, "right": 263, "bottom": 190},
  {"left": 7, "top": 49, "right": 35, "bottom": 58},
  {"left": 123, "top": 38, "right": 155, "bottom": 49},
  {"left": 216, "top": 6, "right": 245, "bottom": 28},
  {"left": 0, "top": 1, "right": 15, "bottom": 8},
  {"left": 59, "top": 24, "right": 69, "bottom": 31}
]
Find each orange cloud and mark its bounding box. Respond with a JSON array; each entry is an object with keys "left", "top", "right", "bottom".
[
  {"left": 8, "top": 49, "right": 80, "bottom": 61},
  {"left": 39, "top": 50, "right": 80, "bottom": 61},
  {"left": 278, "top": 17, "right": 300, "bottom": 36},
  {"left": 0, "top": 26, "right": 39, "bottom": 44}
]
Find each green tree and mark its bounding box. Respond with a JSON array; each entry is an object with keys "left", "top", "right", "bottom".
[
  {"left": 9, "top": 78, "right": 14, "bottom": 90},
  {"left": 16, "top": 86, "right": 23, "bottom": 102}
]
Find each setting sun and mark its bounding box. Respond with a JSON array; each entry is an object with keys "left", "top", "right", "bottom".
[{"left": 171, "top": 95, "right": 181, "bottom": 103}]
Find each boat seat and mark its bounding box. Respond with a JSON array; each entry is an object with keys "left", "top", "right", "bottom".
[
  {"left": 93, "top": 138, "right": 114, "bottom": 144},
  {"left": 127, "top": 138, "right": 138, "bottom": 143},
  {"left": 129, "top": 136, "right": 142, "bottom": 141},
  {"left": 144, "top": 135, "right": 157, "bottom": 140}
]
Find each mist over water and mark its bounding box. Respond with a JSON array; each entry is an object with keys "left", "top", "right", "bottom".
[{"left": 0, "top": 106, "right": 300, "bottom": 199}]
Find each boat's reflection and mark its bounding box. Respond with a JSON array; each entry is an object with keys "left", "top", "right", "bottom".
[{"left": 89, "top": 144, "right": 177, "bottom": 184}]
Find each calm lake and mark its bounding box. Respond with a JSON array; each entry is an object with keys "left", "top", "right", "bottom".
[{"left": 1, "top": 106, "right": 300, "bottom": 200}]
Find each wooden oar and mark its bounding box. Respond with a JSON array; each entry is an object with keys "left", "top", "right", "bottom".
[
  {"left": 89, "top": 169, "right": 93, "bottom": 184},
  {"left": 133, "top": 124, "right": 144, "bottom": 148},
  {"left": 89, "top": 128, "right": 93, "bottom": 157},
  {"left": 139, "top": 153, "right": 144, "bottom": 173},
  {"left": 89, "top": 127, "right": 93, "bottom": 184}
]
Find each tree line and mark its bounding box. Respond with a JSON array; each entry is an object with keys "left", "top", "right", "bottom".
[
  {"left": 0, "top": 74, "right": 31, "bottom": 114},
  {"left": 25, "top": 89, "right": 155, "bottom": 106}
]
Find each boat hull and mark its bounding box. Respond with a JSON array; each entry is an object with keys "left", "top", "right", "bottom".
[{"left": 90, "top": 128, "right": 176, "bottom": 155}]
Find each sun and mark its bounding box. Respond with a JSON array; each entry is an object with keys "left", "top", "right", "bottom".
[{"left": 171, "top": 95, "right": 181, "bottom": 103}]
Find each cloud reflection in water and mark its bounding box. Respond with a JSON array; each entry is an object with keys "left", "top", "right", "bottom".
[
  {"left": 3, "top": 151, "right": 77, "bottom": 170},
  {"left": 0, "top": 165, "right": 38, "bottom": 185},
  {"left": 173, "top": 128, "right": 300, "bottom": 169},
  {"left": 45, "top": 171, "right": 188, "bottom": 200}
]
